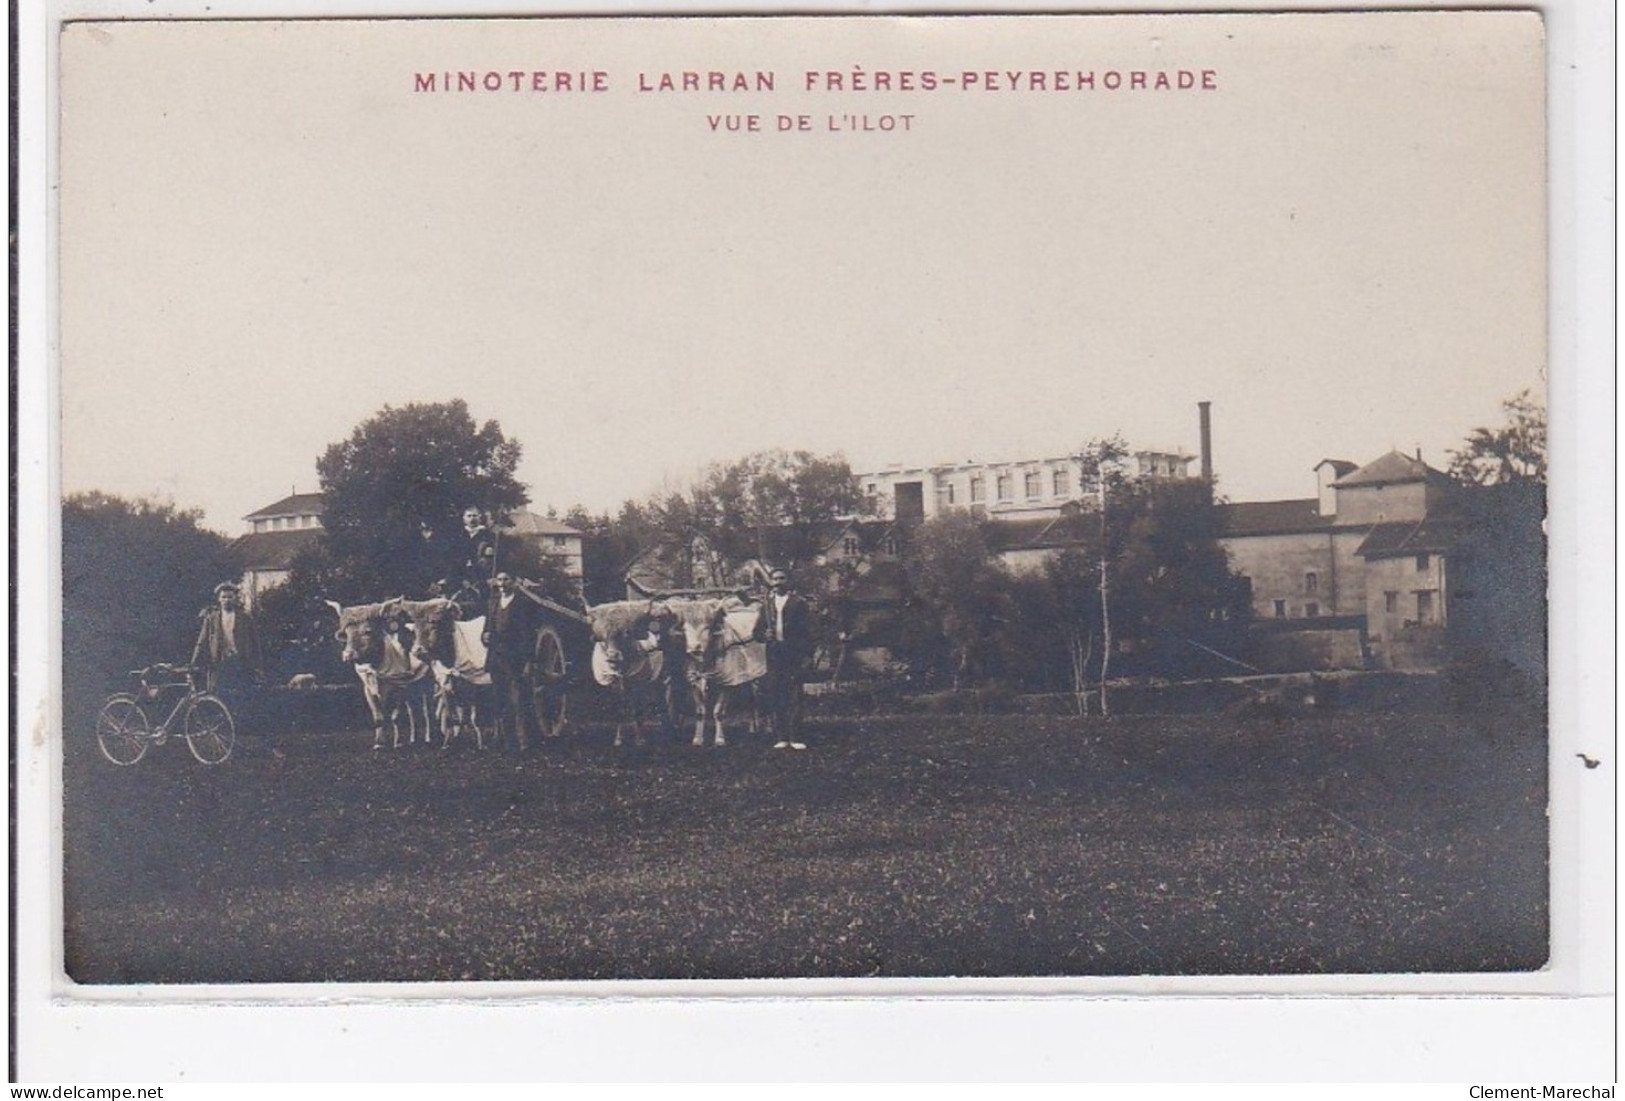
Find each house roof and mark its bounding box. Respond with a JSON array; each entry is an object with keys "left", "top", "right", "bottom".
[
  {"left": 1354, "top": 518, "right": 1461, "bottom": 558},
  {"left": 244, "top": 493, "right": 325, "bottom": 521},
  {"left": 502, "top": 510, "right": 582, "bottom": 538},
  {"left": 231, "top": 529, "right": 322, "bottom": 570},
  {"left": 1217, "top": 498, "right": 1329, "bottom": 537},
  {"left": 845, "top": 558, "right": 907, "bottom": 602},
  {"left": 985, "top": 517, "right": 1068, "bottom": 553},
  {"left": 1315, "top": 459, "right": 1359, "bottom": 477},
  {"left": 1334, "top": 450, "right": 1450, "bottom": 489}
]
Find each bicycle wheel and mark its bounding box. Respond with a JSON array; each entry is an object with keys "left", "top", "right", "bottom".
[
  {"left": 183, "top": 695, "right": 235, "bottom": 764},
  {"left": 95, "top": 695, "right": 150, "bottom": 766}
]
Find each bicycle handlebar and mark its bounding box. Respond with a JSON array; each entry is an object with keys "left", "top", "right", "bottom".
[{"left": 129, "top": 663, "right": 199, "bottom": 680}]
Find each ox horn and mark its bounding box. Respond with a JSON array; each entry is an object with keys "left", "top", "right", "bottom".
[{"left": 324, "top": 599, "right": 343, "bottom": 616}]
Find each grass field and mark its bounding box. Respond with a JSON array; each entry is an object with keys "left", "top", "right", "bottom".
[{"left": 63, "top": 706, "right": 1547, "bottom": 984}]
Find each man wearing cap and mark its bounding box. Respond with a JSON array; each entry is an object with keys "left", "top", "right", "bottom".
[
  {"left": 760, "top": 568, "right": 812, "bottom": 750},
  {"left": 482, "top": 571, "right": 541, "bottom": 751},
  {"left": 191, "top": 582, "right": 264, "bottom": 699}
]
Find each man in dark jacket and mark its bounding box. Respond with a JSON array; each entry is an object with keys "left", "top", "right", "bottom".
[
  {"left": 459, "top": 506, "right": 498, "bottom": 596},
  {"left": 482, "top": 571, "right": 541, "bottom": 751},
  {"left": 760, "top": 568, "right": 813, "bottom": 749},
  {"left": 191, "top": 581, "right": 264, "bottom": 699}
]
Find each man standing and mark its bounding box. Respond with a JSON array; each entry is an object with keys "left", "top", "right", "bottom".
[
  {"left": 482, "top": 571, "right": 541, "bottom": 751},
  {"left": 191, "top": 581, "right": 264, "bottom": 700},
  {"left": 761, "top": 567, "right": 812, "bottom": 750}
]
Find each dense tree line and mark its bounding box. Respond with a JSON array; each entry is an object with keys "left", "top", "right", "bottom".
[
  {"left": 63, "top": 389, "right": 1544, "bottom": 697},
  {"left": 62, "top": 492, "right": 239, "bottom": 714}
]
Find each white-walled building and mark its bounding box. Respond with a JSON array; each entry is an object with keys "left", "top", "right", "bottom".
[
  {"left": 235, "top": 493, "right": 326, "bottom": 609},
  {"left": 855, "top": 448, "right": 1195, "bottom": 523}
]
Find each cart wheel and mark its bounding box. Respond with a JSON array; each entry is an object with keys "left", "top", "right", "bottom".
[
  {"left": 532, "top": 626, "right": 570, "bottom": 737},
  {"left": 183, "top": 695, "right": 236, "bottom": 764},
  {"left": 533, "top": 626, "right": 569, "bottom": 684},
  {"left": 96, "top": 695, "right": 150, "bottom": 766}
]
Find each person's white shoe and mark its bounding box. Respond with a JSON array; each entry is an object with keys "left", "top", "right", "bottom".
[
  {"left": 790, "top": 742, "right": 808, "bottom": 750},
  {"left": 773, "top": 741, "right": 790, "bottom": 749}
]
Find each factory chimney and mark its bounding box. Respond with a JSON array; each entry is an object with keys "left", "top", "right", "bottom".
[{"left": 1198, "top": 401, "right": 1214, "bottom": 484}]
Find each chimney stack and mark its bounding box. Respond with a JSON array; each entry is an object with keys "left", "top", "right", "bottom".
[{"left": 1198, "top": 401, "right": 1213, "bottom": 483}]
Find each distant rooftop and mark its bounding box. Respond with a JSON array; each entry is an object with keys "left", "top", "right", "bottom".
[
  {"left": 232, "top": 528, "right": 322, "bottom": 570},
  {"left": 1217, "top": 498, "right": 1330, "bottom": 537},
  {"left": 244, "top": 493, "right": 325, "bottom": 521},
  {"left": 503, "top": 510, "right": 583, "bottom": 538},
  {"left": 1334, "top": 450, "right": 1451, "bottom": 489}
]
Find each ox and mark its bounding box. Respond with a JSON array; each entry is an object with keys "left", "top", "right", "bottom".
[
  {"left": 403, "top": 591, "right": 572, "bottom": 749},
  {"left": 585, "top": 599, "right": 677, "bottom": 747},
  {"left": 326, "top": 598, "right": 434, "bottom": 750},
  {"left": 398, "top": 597, "right": 500, "bottom": 750},
  {"left": 665, "top": 596, "right": 766, "bottom": 747}
]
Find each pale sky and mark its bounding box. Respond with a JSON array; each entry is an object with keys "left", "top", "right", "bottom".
[{"left": 59, "top": 13, "right": 1546, "bottom": 533}]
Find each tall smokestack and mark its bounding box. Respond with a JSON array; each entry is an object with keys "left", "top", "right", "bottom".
[{"left": 1198, "top": 401, "right": 1213, "bottom": 483}]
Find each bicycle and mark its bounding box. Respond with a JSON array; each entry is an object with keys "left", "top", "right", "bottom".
[{"left": 95, "top": 664, "right": 236, "bottom": 766}]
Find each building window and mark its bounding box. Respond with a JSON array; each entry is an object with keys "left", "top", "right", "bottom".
[
  {"left": 882, "top": 536, "right": 898, "bottom": 556},
  {"left": 936, "top": 481, "right": 956, "bottom": 508},
  {"left": 1416, "top": 553, "right": 1430, "bottom": 572},
  {"left": 1305, "top": 571, "right": 1319, "bottom": 593},
  {"left": 1053, "top": 469, "right": 1070, "bottom": 497},
  {"left": 1384, "top": 591, "right": 1398, "bottom": 614},
  {"left": 1305, "top": 602, "right": 1320, "bottom": 618},
  {"left": 865, "top": 483, "right": 877, "bottom": 497},
  {"left": 969, "top": 476, "right": 985, "bottom": 503},
  {"left": 552, "top": 535, "right": 568, "bottom": 548},
  {"left": 1416, "top": 590, "right": 1435, "bottom": 624},
  {"left": 1024, "top": 471, "right": 1042, "bottom": 498},
  {"left": 842, "top": 536, "right": 859, "bottom": 557},
  {"left": 996, "top": 474, "right": 1013, "bottom": 502},
  {"left": 1273, "top": 600, "right": 1287, "bottom": 619}
]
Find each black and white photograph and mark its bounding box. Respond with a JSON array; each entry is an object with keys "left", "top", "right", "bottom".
[{"left": 16, "top": 2, "right": 1614, "bottom": 1083}]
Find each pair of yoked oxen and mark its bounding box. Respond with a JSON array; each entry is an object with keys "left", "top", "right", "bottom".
[{"left": 326, "top": 589, "right": 767, "bottom": 751}]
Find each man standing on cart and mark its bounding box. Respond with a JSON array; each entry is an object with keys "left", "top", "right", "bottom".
[{"left": 458, "top": 506, "right": 498, "bottom": 597}]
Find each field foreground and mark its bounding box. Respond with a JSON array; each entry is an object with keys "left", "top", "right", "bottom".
[{"left": 64, "top": 710, "right": 1547, "bottom": 984}]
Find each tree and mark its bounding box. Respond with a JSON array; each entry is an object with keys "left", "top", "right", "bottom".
[
  {"left": 1448, "top": 389, "right": 1548, "bottom": 485},
  {"left": 655, "top": 449, "right": 871, "bottom": 571},
  {"left": 1076, "top": 436, "right": 1131, "bottom": 711},
  {"left": 1046, "top": 548, "right": 1103, "bottom": 712},
  {"left": 1445, "top": 390, "right": 1549, "bottom": 689},
  {"left": 62, "top": 493, "right": 237, "bottom": 716},
  {"left": 901, "top": 511, "right": 1013, "bottom": 688},
  {"left": 999, "top": 436, "right": 1253, "bottom": 710},
  {"left": 314, "top": 400, "right": 529, "bottom": 597},
  {"left": 1111, "top": 477, "right": 1254, "bottom": 680},
  {"left": 564, "top": 500, "right": 661, "bottom": 605}
]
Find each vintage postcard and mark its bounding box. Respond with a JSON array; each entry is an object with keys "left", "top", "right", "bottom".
[{"left": 18, "top": 3, "right": 1612, "bottom": 1082}]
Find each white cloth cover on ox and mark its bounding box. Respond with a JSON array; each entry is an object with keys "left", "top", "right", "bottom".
[
  {"left": 716, "top": 604, "right": 767, "bottom": 687},
  {"left": 592, "top": 643, "right": 663, "bottom": 688},
  {"left": 357, "top": 634, "right": 425, "bottom": 695},
  {"left": 446, "top": 616, "right": 492, "bottom": 687}
]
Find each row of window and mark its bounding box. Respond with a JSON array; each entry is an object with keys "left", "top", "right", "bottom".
[
  {"left": 1272, "top": 590, "right": 1437, "bottom": 622},
  {"left": 932, "top": 469, "right": 1073, "bottom": 507},
  {"left": 838, "top": 534, "right": 899, "bottom": 558},
  {"left": 1299, "top": 555, "right": 1429, "bottom": 596},
  {"left": 255, "top": 515, "right": 321, "bottom": 533}
]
